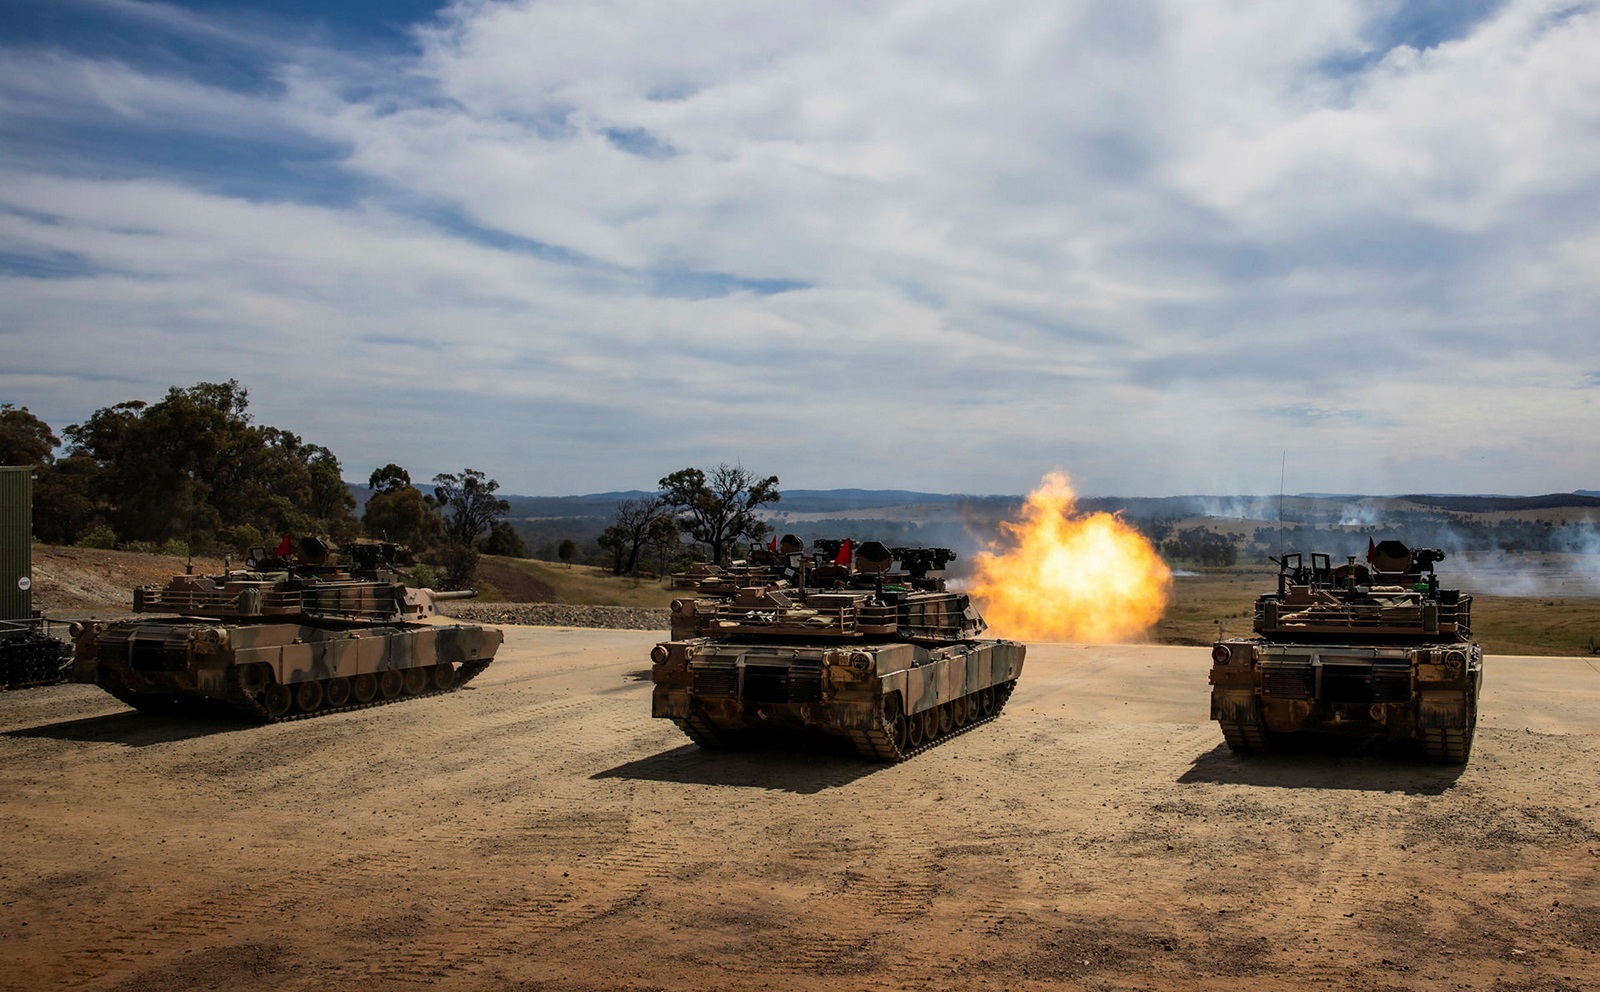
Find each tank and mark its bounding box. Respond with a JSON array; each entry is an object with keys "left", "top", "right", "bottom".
[
  {"left": 652, "top": 540, "right": 1026, "bottom": 761},
  {"left": 71, "top": 538, "right": 503, "bottom": 721},
  {"left": 1209, "top": 540, "right": 1483, "bottom": 763}
]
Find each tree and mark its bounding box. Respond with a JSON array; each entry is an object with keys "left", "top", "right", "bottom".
[
  {"left": 61, "top": 380, "right": 358, "bottom": 550},
  {"left": 658, "top": 464, "right": 780, "bottom": 565},
  {"left": 557, "top": 538, "right": 577, "bottom": 568},
  {"left": 363, "top": 464, "right": 442, "bottom": 549},
  {"left": 433, "top": 469, "right": 509, "bottom": 547},
  {"left": 32, "top": 452, "right": 100, "bottom": 544},
  {"left": 368, "top": 464, "right": 412, "bottom": 496},
  {"left": 0, "top": 404, "right": 58, "bottom": 467},
  {"left": 600, "top": 496, "right": 678, "bottom": 575},
  {"left": 481, "top": 520, "right": 527, "bottom": 557}
]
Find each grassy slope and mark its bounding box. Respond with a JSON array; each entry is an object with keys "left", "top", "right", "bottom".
[{"left": 481, "top": 557, "right": 681, "bottom": 608}]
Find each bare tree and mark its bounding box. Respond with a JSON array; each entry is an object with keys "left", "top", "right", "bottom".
[
  {"left": 599, "top": 496, "right": 677, "bottom": 575},
  {"left": 657, "top": 464, "right": 780, "bottom": 566}
]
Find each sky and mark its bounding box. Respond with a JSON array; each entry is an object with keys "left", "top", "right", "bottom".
[{"left": 1, "top": 0, "right": 1597, "bottom": 498}]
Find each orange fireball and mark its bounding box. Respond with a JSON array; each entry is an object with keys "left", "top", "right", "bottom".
[{"left": 970, "top": 472, "right": 1172, "bottom": 642}]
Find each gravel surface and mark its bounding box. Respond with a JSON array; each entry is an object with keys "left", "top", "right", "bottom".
[{"left": 441, "top": 601, "right": 670, "bottom": 630}]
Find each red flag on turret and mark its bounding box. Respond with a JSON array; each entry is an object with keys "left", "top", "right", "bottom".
[
  {"left": 274, "top": 533, "right": 293, "bottom": 557},
  {"left": 767, "top": 535, "right": 778, "bottom": 552},
  {"left": 834, "top": 538, "right": 853, "bottom": 566},
  {"left": 1366, "top": 537, "right": 1377, "bottom": 565}
]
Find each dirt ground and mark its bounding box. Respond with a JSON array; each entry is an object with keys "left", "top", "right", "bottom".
[{"left": 2, "top": 631, "right": 1599, "bottom": 992}]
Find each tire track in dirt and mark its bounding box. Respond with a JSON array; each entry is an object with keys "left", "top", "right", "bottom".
[
  {"left": 318, "top": 834, "right": 695, "bottom": 985},
  {"left": 55, "top": 853, "right": 406, "bottom": 990}
]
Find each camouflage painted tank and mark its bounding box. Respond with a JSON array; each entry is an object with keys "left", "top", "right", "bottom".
[
  {"left": 653, "top": 539, "right": 1025, "bottom": 761},
  {"left": 72, "top": 539, "right": 502, "bottom": 721},
  {"left": 1209, "top": 540, "right": 1483, "bottom": 762}
]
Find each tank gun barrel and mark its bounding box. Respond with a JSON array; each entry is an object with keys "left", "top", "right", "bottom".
[{"left": 427, "top": 589, "right": 479, "bottom": 601}]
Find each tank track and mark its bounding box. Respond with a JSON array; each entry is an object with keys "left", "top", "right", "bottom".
[
  {"left": 670, "top": 712, "right": 752, "bottom": 750},
  {"left": 215, "top": 660, "right": 495, "bottom": 723},
  {"left": 1421, "top": 723, "right": 1474, "bottom": 764},
  {"left": 1218, "top": 718, "right": 1270, "bottom": 755},
  {"left": 848, "top": 680, "right": 1017, "bottom": 762},
  {"left": 99, "top": 677, "right": 210, "bottom": 716}
]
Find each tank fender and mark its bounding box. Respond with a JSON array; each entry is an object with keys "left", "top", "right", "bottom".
[
  {"left": 1418, "top": 690, "right": 1471, "bottom": 729},
  {"left": 1211, "top": 689, "right": 1259, "bottom": 724}
]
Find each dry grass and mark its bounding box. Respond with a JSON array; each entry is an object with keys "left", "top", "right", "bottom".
[{"left": 487, "top": 557, "right": 682, "bottom": 608}]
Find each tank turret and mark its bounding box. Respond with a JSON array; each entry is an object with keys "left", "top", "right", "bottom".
[{"left": 654, "top": 540, "right": 1025, "bottom": 761}]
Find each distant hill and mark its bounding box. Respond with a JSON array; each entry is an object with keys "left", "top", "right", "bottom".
[
  {"left": 343, "top": 483, "right": 1600, "bottom": 564},
  {"left": 350, "top": 484, "right": 1600, "bottom": 521},
  {"left": 1392, "top": 494, "right": 1600, "bottom": 513}
]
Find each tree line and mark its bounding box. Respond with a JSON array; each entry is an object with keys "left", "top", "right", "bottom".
[
  {"left": 0, "top": 383, "right": 513, "bottom": 588},
  {"left": 2, "top": 382, "right": 785, "bottom": 583}
]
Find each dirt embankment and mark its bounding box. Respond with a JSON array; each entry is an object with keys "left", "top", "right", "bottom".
[{"left": 29, "top": 545, "right": 226, "bottom": 616}]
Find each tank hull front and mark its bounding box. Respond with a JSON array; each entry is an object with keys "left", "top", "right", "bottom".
[
  {"left": 652, "top": 637, "right": 1025, "bottom": 761},
  {"left": 1209, "top": 638, "right": 1483, "bottom": 762}
]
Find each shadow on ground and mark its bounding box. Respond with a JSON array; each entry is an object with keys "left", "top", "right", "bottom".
[
  {"left": 6, "top": 708, "right": 251, "bottom": 747},
  {"left": 1179, "top": 740, "right": 1466, "bottom": 794},
  {"left": 592, "top": 737, "right": 884, "bottom": 794}
]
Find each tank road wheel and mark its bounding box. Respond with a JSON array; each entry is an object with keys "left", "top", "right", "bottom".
[
  {"left": 352, "top": 673, "right": 378, "bottom": 704},
  {"left": 976, "top": 687, "right": 995, "bottom": 718},
  {"left": 952, "top": 695, "right": 971, "bottom": 727},
  {"left": 402, "top": 667, "right": 429, "bottom": 696},
  {"left": 937, "top": 703, "right": 954, "bottom": 736},
  {"left": 262, "top": 683, "right": 293, "bottom": 719},
  {"left": 918, "top": 710, "right": 939, "bottom": 742},
  {"left": 323, "top": 677, "right": 352, "bottom": 708},
  {"left": 431, "top": 663, "right": 457, "bottom": 691},
  {"left": 906, "top": 708, "right": 926, "bottom": 747},
  {"left": 378, "top": 670, "right": 404, "bottom": 700},
  {"left": 293, "top": 679, "right": 324, "bottom": 714}
]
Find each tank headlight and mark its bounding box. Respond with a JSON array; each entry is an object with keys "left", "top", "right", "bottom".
[
  {"left": 650, "top": 645, "right": 670, "bottom": 666},
  {"left": 1212, "top": 644, "right": 1232, "bottom": 665},
  {"left": 670, "top": 599, "right": 688, "bottom": 614},
  {"left": 849, "top": 651, "right": 873, "bottom": 672},
  {"left": 1444, "top": 650, "right": 1466, "bottom": 670}
]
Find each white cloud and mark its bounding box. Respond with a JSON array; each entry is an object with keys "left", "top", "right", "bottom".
[{"left": 1, "top": 0, "right": 1597, "bottom": 496}]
